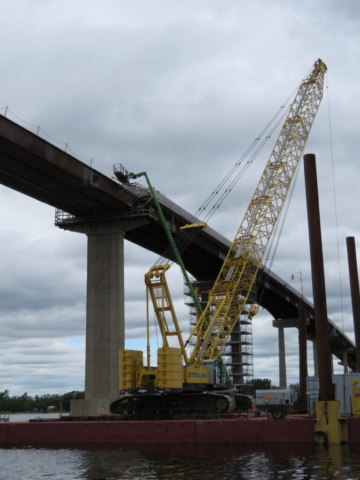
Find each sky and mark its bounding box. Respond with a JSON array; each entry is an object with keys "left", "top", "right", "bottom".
[{"left": 0, "top": 0, "right": 360, "bottom": 397}]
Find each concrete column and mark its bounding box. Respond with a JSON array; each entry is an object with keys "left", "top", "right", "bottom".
[
  {"left": 273, "top": 317, "right": 309, "bottom": 392},
  {"left": 85, "top": 232, "right": 125, "bottom": 407},
  {"left": 296, "top": 300, "right": 308, "bottom": 410},
  {"left": 272, "top": 319, "right": 302, "bottom": 388},
  {"left": 343, "top": 353, "right": 348, "bottom": 374},
  {"left": 278, "top": 326, "right": 287, "bottom": 388},
  {"left": 312, "top": 339, "right": 319, "bottom": 376},
  {"left": 62, "top": 217, "right": 148, "bottom": 416}
]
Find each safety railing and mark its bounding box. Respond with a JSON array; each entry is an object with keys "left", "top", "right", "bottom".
[{"left": 0, "top": 412, "right": 10, "bottom": 422}]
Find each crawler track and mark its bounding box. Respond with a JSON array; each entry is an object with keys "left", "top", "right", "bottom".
[{"left": 110, "top": 391, "right": 252, "bottom": 416}]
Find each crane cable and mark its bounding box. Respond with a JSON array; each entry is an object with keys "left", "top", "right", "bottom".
[
  {"left": 326, "top": 75, "right": 345, "bottom": 332},
  {"left": 154, "top": 102, "right": 290, "bottom": 267},
  {"left": 257, "top": 152, "right": 303, "bottom": 305},
  {"left": 257, "top": 70, "right": 335, "bottom": 310},
  {"left": 155, "top": 105, "right": 291, "bottom": 266},
  {"left": 154, "top": 78, "right": 305, "bottom": 267}
]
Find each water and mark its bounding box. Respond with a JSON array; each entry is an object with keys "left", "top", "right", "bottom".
[{"left": 1, "top": 415, "right": 360, "bottom": 480}]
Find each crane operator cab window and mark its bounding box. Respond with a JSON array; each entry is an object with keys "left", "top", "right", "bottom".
[{"left": 202, "top": 360, "right": 225, "bottom": 389}]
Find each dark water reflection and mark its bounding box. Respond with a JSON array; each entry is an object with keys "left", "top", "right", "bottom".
[{"left": 1, "top": 443, "right": 360, "bottom": 480}]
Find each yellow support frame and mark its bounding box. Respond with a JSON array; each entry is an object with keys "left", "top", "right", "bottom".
[{"left": 145, "top": 265, "right": 189, "bottom": 364}]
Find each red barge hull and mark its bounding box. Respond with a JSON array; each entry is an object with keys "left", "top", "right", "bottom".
[
  {"left": 0, "top": 418, "right": 314, "bottom": 446},
  {"left": 2, "top": 417, "right": 360, "bottom": 446}
]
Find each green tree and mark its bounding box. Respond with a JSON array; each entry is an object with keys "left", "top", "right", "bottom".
[
  {"left": 0, "top": 390, "right": 10, "bottom": 410},
  {"left": 0, "top": 390, "right": 85, "bottom": 413},
  {"left": 246, "top": 378, "right": 272, "bottom": 390},
  {"left": 0, "top": 389, "right": 9, "bottom": 401},
  {"left": 60, "top": 391, "right": 84, "bottom": 411},
  {"left": 289, "top": 383, "right": 300, "bottom": 393}
]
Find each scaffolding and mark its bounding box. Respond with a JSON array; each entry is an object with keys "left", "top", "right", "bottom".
[
  {"left": 55, "top": 164, "right": 159, "bottom": 226},
  {"left": 184, "top": 279, "right": 255, "bottom": 387}
]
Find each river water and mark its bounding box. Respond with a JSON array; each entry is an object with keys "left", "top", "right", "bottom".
[{"left": 1, "top": 414, "right": 360, "bottom": 479}]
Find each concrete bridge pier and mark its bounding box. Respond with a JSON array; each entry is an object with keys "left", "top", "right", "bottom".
[
  {"left": 272, "top": 319, "right": 299, "bottom": 388},
  {"left": 273, "top": 317, "right": 310, "bottom": 388},
  {"left": 310, "top": 337, "right": 319, "bottom": 376},
  {"left": 57, "top": 217, "right": 148, "bottom": 416},
  {"left": 343, "top": 352, "right": 349, "bottom": 374},
  {"left": 273, "top": 320, "right": 287, "bottom": 388}
]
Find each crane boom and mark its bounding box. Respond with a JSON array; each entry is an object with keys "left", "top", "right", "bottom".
[
  {"left": 189, "top": 58, "right": 327, "bottom": 364},
  {"left": 128, "top": 171, "right": 204, "bottom": 319}
]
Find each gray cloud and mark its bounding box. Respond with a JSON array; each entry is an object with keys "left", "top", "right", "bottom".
[{"left": 0, "top": 0, "right": 359, "bottom": 395}]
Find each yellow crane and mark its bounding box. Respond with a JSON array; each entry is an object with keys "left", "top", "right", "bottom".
[
  {"left": 111, "top": 59, "right": 327, "bottom": 417},
  {"left": 189, "top": 59, "right": 327, "bottom": 364}
]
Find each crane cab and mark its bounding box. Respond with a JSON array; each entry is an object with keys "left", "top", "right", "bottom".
[{"left": 200, "top": 360, "right": 228, "bottom": 389}]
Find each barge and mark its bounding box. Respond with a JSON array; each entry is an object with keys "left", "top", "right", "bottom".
[{"left": 1, "top": 415, "right": 360, "bottom": 446}]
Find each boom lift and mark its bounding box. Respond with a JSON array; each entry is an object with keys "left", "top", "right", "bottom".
[
  {"left": 110, "top": 59, "right": 327, "bottom": 417},
  {"left": 122, "top": 169, "right": 233, "bottom": 388}
]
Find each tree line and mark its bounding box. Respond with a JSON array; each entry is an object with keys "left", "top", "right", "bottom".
[
  {"left": 246, "top": 378, "right": 300, "bottom": 392},
  {"left": 0, "top": 390, "right": 84, "bottom": 413}
]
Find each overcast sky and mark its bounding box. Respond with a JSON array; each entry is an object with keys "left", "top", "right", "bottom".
[{"left": 0, "top": 0, "right": 359, "bottom": 397}]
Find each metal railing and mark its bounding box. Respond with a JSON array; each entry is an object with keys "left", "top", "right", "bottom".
[{"left": 0, "top": 412, "right": 9, "bottom": 422}]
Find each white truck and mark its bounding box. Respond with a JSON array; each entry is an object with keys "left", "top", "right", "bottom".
[{"left": 255, "top": 388, "right": 297, "bottom": 419}]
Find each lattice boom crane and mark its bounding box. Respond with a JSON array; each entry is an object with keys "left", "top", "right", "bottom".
[
  {"left": 110, "top": 59, "right": 327, "bottom": 418},
  {"left": 188, "top": 58, "right": 327, "bottom": 364}
]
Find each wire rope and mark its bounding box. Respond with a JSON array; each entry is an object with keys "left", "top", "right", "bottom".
[
  {"left": 257, "top": 153, "right": 302, "bottom": 305},
  {"left": 4, "top": 108, "right": 40, "bottom": 129},
  {"left": 155, "top": 106, "right": 291, "bottom": 267},
  {"left": 153, "top": 69, "right": 314, "bottom": 268},
  {"left": 257, "top": 69, "right": 330, "bottom": 310},
  {"left": 326, "top": 75, "right": 345, "bottom": 332},
  {"left": 1, "top": 107, "right": 92, "bottom": 164},
  {"left": 154, "top": 87, "right": 296, "bottom": 267}
]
